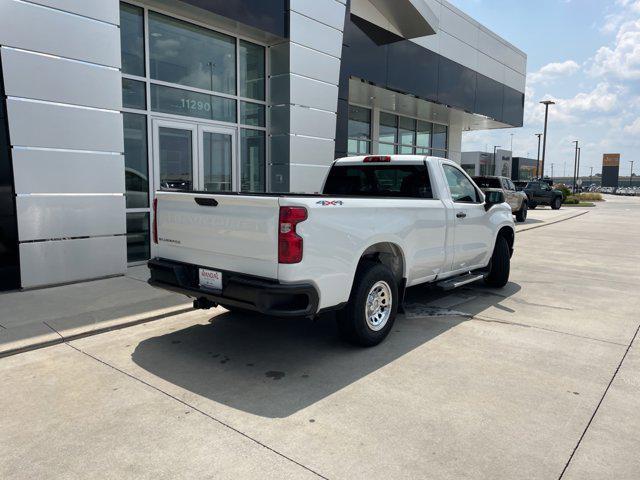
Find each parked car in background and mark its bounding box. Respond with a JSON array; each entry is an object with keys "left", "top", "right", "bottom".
[
  {"left": 523, "top": 181, "right": 563, "bottom": 209},
  {"left": 473, "top": 176, "right": 529, "bottom": 222}
]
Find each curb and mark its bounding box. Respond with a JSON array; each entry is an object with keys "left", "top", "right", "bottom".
[{"left": 0, "top": 304, "right": 194, "bottom": 359}]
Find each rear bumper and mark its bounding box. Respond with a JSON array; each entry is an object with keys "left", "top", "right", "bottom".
[{"left": 148, "top": 258, "right": 319, "bottom": 317}]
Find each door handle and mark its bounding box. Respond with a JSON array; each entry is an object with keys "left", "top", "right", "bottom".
[{"left": 456, "top": 212, "right": 467, "bottom": 219}]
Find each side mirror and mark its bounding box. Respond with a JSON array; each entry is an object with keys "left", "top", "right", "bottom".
[{"left": 484, "top": 189, "right": 505, "bottom": 212}]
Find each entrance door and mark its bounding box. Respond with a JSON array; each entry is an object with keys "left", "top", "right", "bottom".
[{"left": 152, "top": 119, "right": 237, "bottom": 193}]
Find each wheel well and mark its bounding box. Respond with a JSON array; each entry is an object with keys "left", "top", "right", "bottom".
[
  {"left": 359, "top": 242, "right": 405, "bottom": 284},
  {"left": 498, "top": 226, "right": 515, "bottom": 254}
]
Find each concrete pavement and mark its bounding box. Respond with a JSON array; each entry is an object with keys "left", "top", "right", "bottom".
[{"left": 1, "top": 196, "right": 638, "bottom": 479}]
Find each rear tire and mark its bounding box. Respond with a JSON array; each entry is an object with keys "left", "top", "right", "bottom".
[
  {"left": 484, "top": 236, "right": 510, "bottom": 288},
  {"left": 337, "top": 261, "right": 398, "bottom": 347},
  {"left": 551, "top": 196, "right": 562, "bottom": 210},
  {"left": 515, "top": 202, "right": 528, "bottom": 222}
]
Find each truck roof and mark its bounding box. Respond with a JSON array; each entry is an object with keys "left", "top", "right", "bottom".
[{"left": 334, "top": 155, "right": 447, "bottom": 166}]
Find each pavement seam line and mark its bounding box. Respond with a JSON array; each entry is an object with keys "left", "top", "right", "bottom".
[
  {"left": 63, "top": 342, "right": 330, "bottom": 480},
  {"left": 557, "top": 320, "right": 640, "bottom": 479},
  {"left": 517, "top": 211, "right": 589, "bottom": 233},
  {"left": 470, "top": 315, "right": 628, "bottom": 347}
]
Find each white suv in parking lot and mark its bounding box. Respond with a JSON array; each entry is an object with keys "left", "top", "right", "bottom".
[{"left": 149, "top": 155, "right": 515, "bottom": 346}]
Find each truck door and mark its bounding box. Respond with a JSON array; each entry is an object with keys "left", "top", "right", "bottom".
[{"left": 442, "top": 164, "right": 493, "bottom": 271}]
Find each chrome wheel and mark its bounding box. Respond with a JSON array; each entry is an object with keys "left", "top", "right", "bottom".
[{"left": 365, "top": 281, "right": 392, "bottom": 331}]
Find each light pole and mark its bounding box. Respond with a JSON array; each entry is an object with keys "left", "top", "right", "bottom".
[
  {"left": 535, "top": 133, "right": 542, "bottom": 178},
  {"left": 540, "top": 100, "right": 555, "bottom": 178},
  {"left": 577, "top": 147, "right": 581, "bottom": 191},
  {"left": 590, "top": 166, "right": 594, "bottom": 185},
  {"left": 493, "top": 145, "right": 501, "bottom": 176},
  {"left": 631, "top": 161, "right": 635, "bottom": 187},
  {"left": 551, "top": 163, "right": 555, "bottom": 182},
  {"left": 572, "top": 140, "right": 579, "bottom": 193},
  {"left": 510, "top": 133, "right": 514, "bottom": 153}
]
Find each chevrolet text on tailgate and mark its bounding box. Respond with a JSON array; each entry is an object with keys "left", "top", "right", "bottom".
[{"left": 149, "top": 155, "right": 515, "bottom": 347}]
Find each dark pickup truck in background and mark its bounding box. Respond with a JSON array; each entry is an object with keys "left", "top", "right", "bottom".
[{"left": 522, "top": 181, "right": 563, "bottom": 210}]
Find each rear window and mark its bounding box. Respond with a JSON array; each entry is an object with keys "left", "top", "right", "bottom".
[
  {"left": 472, "top": 177, "right": 501, "bottom": 188},
  {"left": 323, "top": 165, "right": 433, "bottom": 198}
]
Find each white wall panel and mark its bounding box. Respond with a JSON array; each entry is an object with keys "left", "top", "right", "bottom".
[
  {"left": 12, "top": 149, "right": 124, "bottom": 194},
  {"left": 504, "top": 68, "right": 526, "bottom": 93},
  {"left": 290, "top": 43, "right": 341, "bottom": 84},
  {"left": 1, "top": 47, "right": 121, "bottom": 110},
  {"left": 290, "top": 0, "right": 346, "bottom": 31},
  {"left": 439, "top": 3, "right": 478, "bottom": 48},
  {"left": 290, "top": 106, "right": 337, "bottom": 138},
  {"left": 475, "top": 51, "right": 505, "bottom": 85},
  {"left": 0, "top": 0, "right": 121, "bottom": 67},
  {"left": 25, "top": 0, "right": 120, "bottom": 25},
  {"left": 6, "top": 99, "right": 124, "bottom": 152},
  {"left": 290, "top": 11, "right": 344, "bottom": 58},
  {"left": 437, "top": 30, "right": 478, "bottom": 72},
  {"left": 290, "top": 74, "right": 339, "bottom": 112},
  {"left": 19, "top": 235, "right": 127, "bottom": 288},
  {"left": 17, "top": 195, "right": 125, "bottom": 241},
  {"left": 289, "top": 135, "right": 335, "bottom": 167},
  {"left": 289, "top": 164, "right": 331, "bottom": 193}
]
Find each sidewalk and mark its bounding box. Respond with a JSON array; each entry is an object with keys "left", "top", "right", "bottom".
[{"left": 0, "top": 266, "right": 193, "bottom": 357}]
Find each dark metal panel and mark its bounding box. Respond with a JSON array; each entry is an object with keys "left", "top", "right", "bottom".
[
  {"left": 602, "top": 166, "right": 619, "bottom": 188},
  {"left": 0, "top": 56, "right": 20, "bottom": 290},
  {"left": 475, "top": 73, "right": 504, "bottom": 121},
  {"left": 179, "top": 0, "right": 289, "bottom": 38},
  {"left": 502, "top": 86, "right": 524, "bottom": 127},
  {"left": 342, "top": 15, "right": 389, "bottom": 87},
  {"left": 334, "top": 98, "right": 349, "bottom": 158},
  {"left": 387, "top": 40, "right": 438, "bottom": 102},
  {"left": 437, "top": 56, "right": 477, "bottom": 113}
]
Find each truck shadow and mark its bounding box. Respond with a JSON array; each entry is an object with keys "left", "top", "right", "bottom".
[{"left": 132, "top": 282, "right": 521, "bottom": 418}]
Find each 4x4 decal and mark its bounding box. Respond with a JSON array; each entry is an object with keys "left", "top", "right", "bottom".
[{"left": 316, "top": 200, "right": 344, "bottom": 206}]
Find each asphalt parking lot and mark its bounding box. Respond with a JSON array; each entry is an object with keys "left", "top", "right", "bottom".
[{"left": 2, "top": 196, "right": 639, "bottom": 480}]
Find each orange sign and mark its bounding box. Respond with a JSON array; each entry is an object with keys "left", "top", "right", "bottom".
[{"left": 603, "top": 154, "right": 620, "bottom": 167}]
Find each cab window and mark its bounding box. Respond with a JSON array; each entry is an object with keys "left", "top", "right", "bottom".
[
  {"left": 443, "top": 165, "right": 480, "bottom": 203},
  {"left": 323, "top": 165, "right": 433, "bottom": 198}
]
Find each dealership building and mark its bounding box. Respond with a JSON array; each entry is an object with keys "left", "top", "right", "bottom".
[{"left": 0, "top": 0, "right": 526, "bottom": 290}]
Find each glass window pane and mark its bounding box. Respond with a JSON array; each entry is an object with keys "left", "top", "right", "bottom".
[
  {"left": 348, "top": 139, "right": 370, "bottom": 155},
  {"left": 126, "top": 212, "right": 150, "bottom": 262},
  {"left": 324, "top": 165, "right": 432, "bottom": 198},
  {"left": 379, "top": 112, "right": 398, "bottom": 144},
  {"left": 348, "top": 105, "right": 371, "bottom": 141},
  {"left": 399, "top": 145, "right": 414, "bottom": 154},
  {"left": 122, "top": 78, "right": 146, "bottom": 110},
  {"left": 203, "top": 132, "right": 232, "bottom": 192},
  {"left": 120, "top": 3, "right": 145, "bottom": 76},
  {"left": 149, "top": 12, "right": 236, "bottom": 94},
  {"left": 151, "top": 84, "right": 236, "bottom": 123},
  {"left": 123, "top": 113, "right": 149, "bottom": 208},
  {"left": 433, "top": 123, "right": 448, "bottom": 151},
  {"left": 241, "top": 129, "right": 265, "bottom": 192},
  {"left": 378, "top": 143, "right": 396, "bottom": 155},
  {"left": 240, "top": 101, "right": 265, "bottom": 127},
  {"left": 416, "top": 121, "right": 432, "bottom": 148},
  {"left": 239, "top": 40, "right": 265, "bottom": 101},
  {"left": 399, "top": 116, "right": 416, "bottom": 146},
  {"left": 443, "top": 165, "right": 479, "bottom": 203},
  {"left": 158, "top": 127, "right": 192, "bottom": 190}
]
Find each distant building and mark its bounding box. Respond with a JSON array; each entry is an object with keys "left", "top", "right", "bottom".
[
  {"left": 462, "top": 150, "right": 513, "bottom": 177},
  {"left": 511, "top": 157, "right": 539, "bottom": 181}
]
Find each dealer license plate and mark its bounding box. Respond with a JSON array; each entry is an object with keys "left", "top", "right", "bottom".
[{"left": 199, "top": 268, "right": 222, "bottom": 291}]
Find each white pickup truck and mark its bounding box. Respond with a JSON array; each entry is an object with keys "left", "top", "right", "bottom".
[{"left": 149, "top": 155, "right": 515, "bottom": 346}]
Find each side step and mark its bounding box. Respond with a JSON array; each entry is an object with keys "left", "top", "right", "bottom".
[{"left": 436, "top": 273, "right": 485, "bottom": 291}]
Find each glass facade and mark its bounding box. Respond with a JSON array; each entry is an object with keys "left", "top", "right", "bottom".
[
  {"left": 120, "top": 2, "right": 267, "bottom": 263},
  {"left": 353, "top": 106, "right": 449, "bottom": 157}
]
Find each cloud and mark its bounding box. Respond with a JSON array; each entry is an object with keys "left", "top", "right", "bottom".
[
  {"left": 624, "top": 117, "right": 640, "bottom": 134},
  {"left": 590, "top": 19, "right": 640, "bottom": 80},
  {"left": 528, "top": 60, "right": 580, "bottom": 84}
]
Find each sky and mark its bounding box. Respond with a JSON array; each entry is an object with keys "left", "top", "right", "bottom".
[{"left": 448, "top": 0, "right": 640, "bottom": 179}]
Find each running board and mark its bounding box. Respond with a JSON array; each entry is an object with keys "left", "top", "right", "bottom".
[{"left": 436, "top": 273, "right": 485, "bottom": 291}]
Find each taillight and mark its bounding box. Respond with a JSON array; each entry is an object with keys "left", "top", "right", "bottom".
[
  {"left": 152, "top": 197, "right": 158, "bottom": 244},
  {"left": 363, "top": 155, "right": 391, "bottom": 163},
  {"left": 278, "top": 206, "right": 307, "bottom": 264}
]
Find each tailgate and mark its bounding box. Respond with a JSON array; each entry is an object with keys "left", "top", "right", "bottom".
[{"left": 155, "top": 192, "right": 280, "bottom": 278}]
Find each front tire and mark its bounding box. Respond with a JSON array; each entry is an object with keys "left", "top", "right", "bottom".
[
  {"left": 515, "top": 202, "right": 528, "bottom": 222},
  {"left": 337, "top": 261, "right": 398, "bottom": 347},
  {"left": 529, "top": 202, "right": 537, "bottom": 210},
  {"left": 484, "top": 236, "right": 510, "bottom": 288},
  {"left": 551, "top": 197, "right": 562, "bottom": 210}
]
